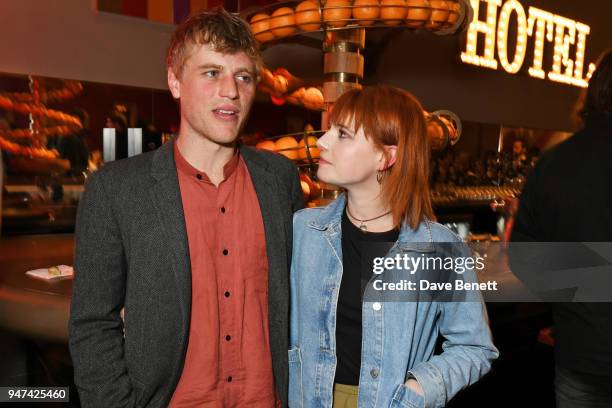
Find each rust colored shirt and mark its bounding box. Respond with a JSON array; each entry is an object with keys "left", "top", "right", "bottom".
[{"left": 169, "top": 142, "right": 277, "bottom": 408}]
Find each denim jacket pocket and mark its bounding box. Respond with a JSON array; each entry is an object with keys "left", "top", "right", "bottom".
[
  {"left": 390, "top": 383, "right": 425, "bottom": 408},
  {"left": 288, "top": 347, "right": 304, "bottom": 408}
]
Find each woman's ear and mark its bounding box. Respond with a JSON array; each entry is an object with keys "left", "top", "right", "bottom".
[{"left": 379, "top": 145, "right": 398, "bottom": 170}]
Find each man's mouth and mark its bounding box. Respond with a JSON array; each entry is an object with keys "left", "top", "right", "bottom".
[
  {"left": 212, "top": 105, "right": 240, "bottom": 121},
  {"left": 213, "top": 108, "right": 238, "bottom": 115}
]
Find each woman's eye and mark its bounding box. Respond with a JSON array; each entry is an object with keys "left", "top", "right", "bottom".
[{"left": 338, "top": 130, "right": 348, "bottom": 139}]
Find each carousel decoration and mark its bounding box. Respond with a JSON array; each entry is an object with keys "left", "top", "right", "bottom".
[
  {"left": 247, "top": 0, "right": 469, "bottom": 151},
  {"left": 247, "top": 0, "right": 469, "bottom": 46},
  {"left": 244, "top": 0, "right": 472, "bottom": 203},
  {"left": 258, "top": 67, "right": 325, "bottom": 110},
  {"left": 247, "top": 0, "right": 471, "bottom": 114},
  {"left": 0, "top": 76, "right": 83, "bottom": 161}
]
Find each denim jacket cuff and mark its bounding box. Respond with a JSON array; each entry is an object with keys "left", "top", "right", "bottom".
[{"left": 407, "top": 362, "right": 445, "bottom": 408}]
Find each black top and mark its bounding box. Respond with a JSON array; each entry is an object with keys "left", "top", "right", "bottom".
[
  {"left": 335, "top": 207, "right": 399, "bottom": 385},
  {"left": 115, "top": 130, "right": 129, "bottom": 161},
  {"left": 511, "top": 114, "right": 612, "bottom": 375}
]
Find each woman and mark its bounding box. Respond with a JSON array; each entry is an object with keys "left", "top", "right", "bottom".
[{"left": 288, "top": 86, "right": 498, "bottom": 408}]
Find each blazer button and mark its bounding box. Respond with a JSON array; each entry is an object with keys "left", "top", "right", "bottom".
[{"left": 370, "top": 368, "right": 379, "bottom": 378}]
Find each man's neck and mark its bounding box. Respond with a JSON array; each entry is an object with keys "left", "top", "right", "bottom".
[{"left": 176, "top": 133, "right": 236, "bottom": 186}]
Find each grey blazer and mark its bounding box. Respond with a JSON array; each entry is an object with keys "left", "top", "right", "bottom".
[{"left": 69, "top": 141, "right": 304, "bottom": 407}]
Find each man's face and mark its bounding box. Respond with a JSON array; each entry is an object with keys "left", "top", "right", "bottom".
[
  {"left": 168, "top": 43, "right": 256, "bottom": 146},
  {"left": 513, "top": 140, "right": 525, "bottom": 155}
]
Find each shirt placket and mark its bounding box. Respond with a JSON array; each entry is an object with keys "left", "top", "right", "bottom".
[{"left": 216, "top": 173, "right": 241, "bottom": 406}]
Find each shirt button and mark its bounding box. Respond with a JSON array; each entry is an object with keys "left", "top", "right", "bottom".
[
  {"left": 225, "top": 335, "right": 231, "bottom": 341},
  {"left": 220, "top": 207, "right": 226, "bottom": 213},
  {"left": 196, "top": 174, "right": 202, "bottom": 180},
  {"left": 222, "top": 249, "right": 229, "bottom": 256},
  {"left": 224, "top": 291, "right": 230, "bottom": 298},
  {"left": 372, "top": 302, "right": 382, "bottom": 311},
  {"left": 370, "top": 368, "right": 379, "bottom": 378},
  {"left": 227, "top": 376, "right": 233, "bottom": 383}
]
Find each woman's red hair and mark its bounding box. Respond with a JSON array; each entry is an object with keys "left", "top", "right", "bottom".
[{"left": 330, "top": 85, "right": 434, "bottom": 230}]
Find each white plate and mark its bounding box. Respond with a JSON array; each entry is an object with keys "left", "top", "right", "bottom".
[{"left": 26, "top": 265, "right": 73, "bottom": 282}]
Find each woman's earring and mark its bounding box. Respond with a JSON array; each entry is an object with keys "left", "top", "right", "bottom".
[{"left": 376, "top": 170, "right": 384, "bottom": 184}]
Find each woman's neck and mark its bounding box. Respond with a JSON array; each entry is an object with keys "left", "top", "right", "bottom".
[{"left": 345, "top": 189, "right": 395, "bottom": 233}]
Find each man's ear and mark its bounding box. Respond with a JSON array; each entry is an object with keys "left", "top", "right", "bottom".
[
  {"left": 167, "top": 68, "right": 181, "bottom": 100},
  {"left": 379, "top": 145, "right": 398, "bottom": 170}
]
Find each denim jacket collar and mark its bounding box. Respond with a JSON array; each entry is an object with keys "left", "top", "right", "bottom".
[{"left": 308, "top": 193, "right": 435, "bottom": 252}]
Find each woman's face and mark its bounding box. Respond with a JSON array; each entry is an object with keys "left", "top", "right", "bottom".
[{"left": 316, "top": 121, "right": 384, "bottom": 189}]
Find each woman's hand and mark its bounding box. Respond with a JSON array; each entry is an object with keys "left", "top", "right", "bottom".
[{"left": 405, "top": 378, "right": 424, "bottom": 396}]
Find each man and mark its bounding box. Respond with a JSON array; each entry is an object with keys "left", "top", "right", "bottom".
[
  {"left": 511, "top": 49, "right": 612, "bottom": 408},
  {"left": 51, "top": 108, "right": 90, "bottom": 175},
  {"left": 105, "top": 112, "right": 129, "bottom": 161},
  {"left": 69, "top": 8, "right": 303, "bottom": 407}
]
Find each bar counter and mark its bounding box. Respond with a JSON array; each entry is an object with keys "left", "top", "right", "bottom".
[
  {"left": 0, "top": 234, "right": 73, "bottom": 343},
  {"left": 0, "top": 233, "right": 538, "bottom": 343}
]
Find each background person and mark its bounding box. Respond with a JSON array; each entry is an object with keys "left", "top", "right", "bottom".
[{"left": 511, "top": 49, "right": 612, "bottom": 408}]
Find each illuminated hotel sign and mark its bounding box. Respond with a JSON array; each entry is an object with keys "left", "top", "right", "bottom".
[{"left": 460, "top": 0, "right": 596, "bottom": 88}]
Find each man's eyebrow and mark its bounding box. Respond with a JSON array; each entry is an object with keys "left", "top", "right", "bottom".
[
  {"left": 197, "top": 64, "right": 223, "bottom": 71},
  {"left": 235, "top": 67, "right": 255, "bottom": 74},
  {"left": 196, "top": 64, "right": 255, "bottom": 75}
]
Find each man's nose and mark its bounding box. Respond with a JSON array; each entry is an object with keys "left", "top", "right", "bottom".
[{"left": 219, "top": 74, "right": 239, "bottom": 100}]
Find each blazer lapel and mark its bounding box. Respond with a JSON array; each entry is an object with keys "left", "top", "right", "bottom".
[
  {"left": 240, "top": 147, "right": 288, "bottom": 296},
  {"left": 149, "top": 142, "right": 192, "bottom": 336},
  {"left": 241, "top": 147, "right": 289, "bottom": 396}
]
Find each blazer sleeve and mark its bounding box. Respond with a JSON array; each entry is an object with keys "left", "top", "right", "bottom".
[{"left": 69, "top": 171, "right": 137, "bottom": 408}]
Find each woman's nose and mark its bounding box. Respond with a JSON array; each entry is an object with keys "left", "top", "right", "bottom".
[{"left": 317, "top": 131, "right": 331, "bottom": 150}]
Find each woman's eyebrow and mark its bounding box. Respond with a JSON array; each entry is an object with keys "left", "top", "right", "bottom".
[{"left": 335, "top": 123, "right": 354, "bottom": 134}]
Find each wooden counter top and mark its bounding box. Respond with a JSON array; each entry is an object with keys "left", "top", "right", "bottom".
[{"left": 0, "top": 234, "right": 74, "bottom": 342}]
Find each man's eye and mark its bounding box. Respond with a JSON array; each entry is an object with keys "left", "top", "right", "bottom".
[
  {"left": 204, "top": 71, "right": 219, "bottom": 78},
  {"left": 237, "top": 74, "right": 252, "bottom": 83}
]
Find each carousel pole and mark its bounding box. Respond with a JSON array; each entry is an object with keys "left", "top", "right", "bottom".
[{"left": 321, "top": 27, "right": 366, "bottom": 130}]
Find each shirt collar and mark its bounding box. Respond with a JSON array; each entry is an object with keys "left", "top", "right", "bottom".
[{"left": 173, "top": 140, "right": 240, "bottom": 183}]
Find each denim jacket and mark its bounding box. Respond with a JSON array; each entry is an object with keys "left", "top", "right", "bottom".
[{"left": 289, "top": 194, "right": 499, "bottom": 408}]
